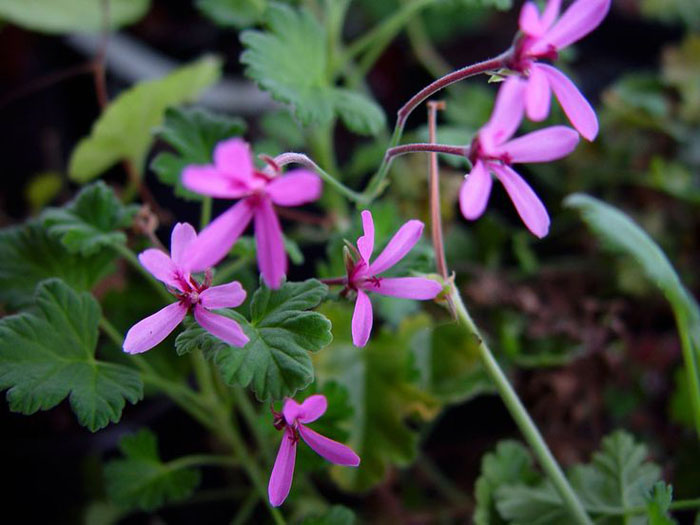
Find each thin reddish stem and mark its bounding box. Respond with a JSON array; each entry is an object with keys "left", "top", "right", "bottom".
[
  {"left": 427, "top": 102, "right": 449, "bottom": 281},
  {"left": 320, "top": 277, "right": 347, "bottom": 286}
]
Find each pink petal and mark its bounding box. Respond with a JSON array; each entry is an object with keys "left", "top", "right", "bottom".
[
  {"left": 539, "top": 64, "right": 599, "bottom": 141},
  {"left": 298, "top": 425, "right": 360, "bottom": 466},
  {"left": 123, "top": 302, "right": 187, "bottom": 354},
  {"left": 351, "top": 290, "right": 373, "bottom": 347},
  {"left": 525, "top": 65, "right": 552, "bottom": 122},
  {"left": 182, "top": 164, "right": 251, "bottom": 199},
  {"left": 214, "top": 138, "right": 254, "bottom": 184},
  {"left": 368, "top": 220, "right": 424, "bottom": 275},
  {"left": 170, "top": 222, "right": 197, "bottom": 270},
  {"left": 501, "top": 126, "right": 579, "bottom": 164},
  {"left": 188, "top": 199, "right": 255, "bottom": 272},
  {"left": 459, "top": 161, "right": 493, "bottom": 220},
  {"left": 491, "top": 164, "right": 550, "bottom": 238},
  {"left": 138, "top": 249, "right": 181, "bottom": 290},
  {"left": 194, "top": 305, "right": 249, "bottom": 347},
  {"left": 268, "top": 428, "right": 297, "bottom": 507},
  {"left": 199, "top": 282, "right": 246, "bottom": 309},
  {"left": 357, "top": 210, "right": 375, "bottom": 263},
  {"left": 254, "top": 197, "right": 287, "bottom": 289},
  {"left": 519, "top": 2, "right": 543, "bottom": 36},
  {"left": 480, "top": 76, "right": 526, "bottom": 151},
  {"left": 282, "top": 394, "right": 327, "bottom": 426},
  {"left": 540, "top": 0, "right": 562, "bottom": 30},
  {"left": 266, "top": 169, "right": 322, "bottom": 207},
  {"left": 364, "top": 277, "right": 442, "bottom": 300},
  {"left": 537, "top": 0, "right": 610, "bottom": 52}
]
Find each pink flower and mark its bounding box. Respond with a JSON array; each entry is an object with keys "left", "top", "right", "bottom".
[
  {"left": 268, "top": 395, "right": 360, "bottom": 507},
  {"left": 345, "top": 210, "right": 442, "bottom": 347},
  {"left": 182, "top": 138, "right": 322, "bottom": 289},
  {"left": 511, "top": 0, "right": 611, "bottom": 140},
  {"left": 123, "top": 222, "right": 249, "bottom": 354},
  {"left": 460, "top": 76, "right": 579, "bottom": 238}
]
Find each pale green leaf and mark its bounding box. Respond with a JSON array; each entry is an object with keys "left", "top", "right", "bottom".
[
  {"left": 646, "top": 482, "right": 676, "bottom": 525},
  {"left": 196, "top": 0, "right": 266, "bottom": 28},
  {"left": 332, "top": 89, "right": 386, "bottom": 136}
]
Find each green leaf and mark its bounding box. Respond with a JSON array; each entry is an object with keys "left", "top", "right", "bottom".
[
  {"left": 301, "top": 505, "right": 356, "bottom": 525},
  {"left": 151, "top": 106, "right": 246, "bottom": 201},
  {"left": 0, "top": 279, "right": 143, "bottom": 431},
  {"left": 24, "top": 171, "right": 63, "bottom": 213},
  {"left": 104, "top": 429, "right": 200, "bottom": 511},
  {"left": 646, "top": 482, "right": 675, "bottom": 525},
  {"left": 0, "top": 0, "right": 150, "bottom": 33},
  {"left": 69, "top": 56, "right": 222, "bottom": 182},
  {"left": 176, "top": 279, "right": 332, "bottom": 400},
  {"left": 41, "top": 181, "right": 138, "bottom": 255},
  {"left": 196, "top": 0, "right": 266, "bottom": 29},
  {"left": 0, "top": 222, "right": 115, "bottom": 310},
  {"left": 332, "top": 89, "right": 386, "bottom": 136}
]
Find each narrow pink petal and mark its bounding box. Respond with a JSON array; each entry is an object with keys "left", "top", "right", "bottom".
[
  {"left": 268, "top": 428, "right": 297, "bottom": 507},
  {"left": 194, "top": 305, "right": 249, "bottom": 347},
  {"left": 525, "top": 65, "right": 552, "bottom": 122},
  {"left": 298, "top": 425, "right": 360, "bottom": 466},
  {"left": 282, "top": 395, "right": 327, "bottom": 425},
  {"left": 364, "top": 277, "right": 442, "bottom": 300},
  {"left": 519, "top": 2, "right": 543, "bottom": 36},
  {"left": 170, "top": 222, "right": 197, "bottom": 269},
  {"left": 501, "top": 126, "right": 579, "bottom": 164},
  {"left": 480, "top": 76, "right": 526, "bottom": 150},
  {"left": 491, "top": 164, "right": 550, "bottom": 238},
  {"left": 199, "top": 282, "right": 247, "bottom": 309},
  {"left": 182, "top": 164, "right": 250, "bottom": 199},
  {"left": 188, "top": 199, "right": 255, "bottom": 272},
  {"left": 214, "top": 138, "right": 254, "bottom": 183},
  {"left": 539, "top": 64, "right": 599, "bottom": 141},
  {"left": 123, "top": 302, "right": 187, "bottom": 354},
  {"left": 266, "top": 169, "right": 322, "bottom": 207},
  {"left": 368, "top": 220, "right": 424, "bottom": 275},
  {"left": 535, "top": 0, "right": 610, "bottom": 52},
  {"left": 254, "top": 197, "right": 286, "bottom": 289},
  {"left": 351, "top": 290, "right": 373, "bottom": 347},
  {"left": 357, "top": 210, "right": 374, "bottom": 263},
  {"left": 459, "top": 161, "right": 493, "bottom": 221},
  {"left": 138, "top": 249, "right": 180, "bottom": 290},
  {"left": 540, "top": 0, "right": 562, "bottom": 30}
]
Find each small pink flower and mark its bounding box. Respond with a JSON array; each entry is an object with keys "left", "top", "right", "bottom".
[
  {"left": 268, "top": 395, "right": 360, "bottom": 507},
  {"left": 123, "top": 222, "right": 249, "bottom": 354},
  {"left": 182, "top": 138, "right": 322, "bottom": 289},
  {"left": 510, "top": 0, "right": 611, "bottom": 140},
  {"left": 460, "top": 76, "right": 580, "bottom": 238},
  {"left": 344, "top": 210, "right": 442, "bottom": 347}
]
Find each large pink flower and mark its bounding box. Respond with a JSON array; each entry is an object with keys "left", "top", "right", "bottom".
[
  {"left": 346, "top": 210, "right": 442, "bottom": 347},
  {"left": 123, "top": 222, "right": 248, "bottom": 354},
  {"left": 460, "top": 76, "right": 579, "bottom": 238},
  {"left": 182, "top": 138, "right": 322, "bottom": 289},
  {"left": 268, "top": 395, "right": 360, "bottom": 507},
  {"left": 510, "top": 0, "right": 611, "bottom": 140}
]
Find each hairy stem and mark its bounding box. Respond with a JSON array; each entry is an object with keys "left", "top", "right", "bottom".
[{"left": 112, "top": 243, "right": 173, "bottom": 303}]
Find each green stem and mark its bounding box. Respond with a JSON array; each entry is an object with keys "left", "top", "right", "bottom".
[
  {"left": 99, "top": 316, "right": 124, "bottom": 348},
  {"left": 200, "top": 196, "right": 212, "bottom": 230},
  {"left": 213, "top": 257, "right": 252, "bottom": 285},
  {"left": 231, "top": 491, "right": 259, "bottom": 525},
  {"left": 168, "top": 454, "right": 239, "bottom": 470},
  {"left": 675, "top": 307, "right": 700, "bottom": 440},
  {"left": 191, "top": 349, "right": 218, "bottom": 403},
  {"left": 112, "top": 243, "right": 173, "bottom": 303},
  {"left": 233, "top": 387, "right": 273, "bottom": 463},
  {"left": 450, "top": 289, "right": 593, "bottom": 525}
]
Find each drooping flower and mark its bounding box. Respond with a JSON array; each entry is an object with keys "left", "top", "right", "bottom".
[
  {"left": 182, "top": 138, "right": 322, "bottom": 289},
  {"left": 460, "top": 76, "right": 579, "bottom": 238},
  {"left": 343, "top": 210, "right": 442, "bottom": 347},
  {"left": 510, "top": 0, "right": 611, "bottom": 140},
  {"left": 268, "top": 395, "right": 360, "bottom": 507},
  {"left": 123, "top": 222, "right": 248, "bottom": 354}
]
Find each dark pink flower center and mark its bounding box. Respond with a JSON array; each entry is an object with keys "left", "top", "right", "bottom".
[{"left": 171, "top": 272, "right": 211, "bottom": 310}]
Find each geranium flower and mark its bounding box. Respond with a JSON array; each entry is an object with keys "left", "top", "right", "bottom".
[
  {"left": 511, "top": 0, "right": 611, "bottom": 140},
  {"left": 460, "top": 76, "right": 579, "bottom": 238},
  {"left": 344, "top": 210, "right": 442, "bottom": 347},
  {"left": 123, "top": 222, "right": 248, "bottom": 353},
  {"left": 182, "top": 138, "right": 322, "bottom": 289},
  {"left": 268, "top": 395, "right": 360, "bottom": 507}
]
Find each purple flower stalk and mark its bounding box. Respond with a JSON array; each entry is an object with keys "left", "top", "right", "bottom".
[
  {"left": 123, "top": 223, "right": 248, "bottom": 354},
  {"left": 510, "top": 0, "right": 611, "bottom": 140},
  {"left": 182, "top": 138, "right": 322, "bottom": 289},
  {"left": 268, "top": 395, "right": 360, "bottom": 507},
  {"left": 460, "top": 76, "right": 580, "bottom": 238},
  {"left": 346, "top": 210, "right": 442, "bottom": 347}
]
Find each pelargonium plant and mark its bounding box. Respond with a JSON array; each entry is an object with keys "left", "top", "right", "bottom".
[{"left": 2, "top": 0, "right": 699, "bottom": 523}]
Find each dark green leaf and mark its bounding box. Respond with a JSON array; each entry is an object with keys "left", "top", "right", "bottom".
[
  {"left": 646, "top": 482, "right": 675, "bottom": 525},
  {"left": 196, "top": 0, "right": 266, "bottom": 28},
  {"left": 333, "top": 89, "right": 386, "bottom": 136},
  {"left": 301, "top": 505, "right": 356, "bottom": 525},
  {"left": 0, "top": 279, "right": 142, "bottom": 431}
]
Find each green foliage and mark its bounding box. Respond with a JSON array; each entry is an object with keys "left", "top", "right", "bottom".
[
  {"left": 241, "top": 3, "right": 385, "bottom": 134},
  {"left": 0, "top": 0, "right": 150, "bottom": 33},
  {"left": 151, "top": 106, "right": 247, "bottom": 201},
  {"left": 641, "top": 0, "right": 700, "bottom": 31},
  {"left": 646, "top": 482, "right": 676, "bottom": 525},
  {"left": 301, "top": 505, "right": 356, "bottom": 525},
  {"left": 41, "top": 181, "right": 138, "bottom": 255},
  {"left": 104, "top": 429, "right": 200, "bottom": 511},
  {"left": 24, "top": 172, "right": 62, "bottom": 213},
  {"left": 176, "top": 279, "right": 332, "bottom": 400},
  {"left": 69, "top": 56, "right": 222, "bottom": 182},
  {"left": 0, "top": 279, "right": 142, "bottom": 431},
  {"left": 0, "top": 222, "right": 115, "bottom": 310},
  {"left": 663, "top": 35, "right": 700, "bottom": 124},
  {"left": 196, "top": 0, "right": 266, "bottom": 29}
]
